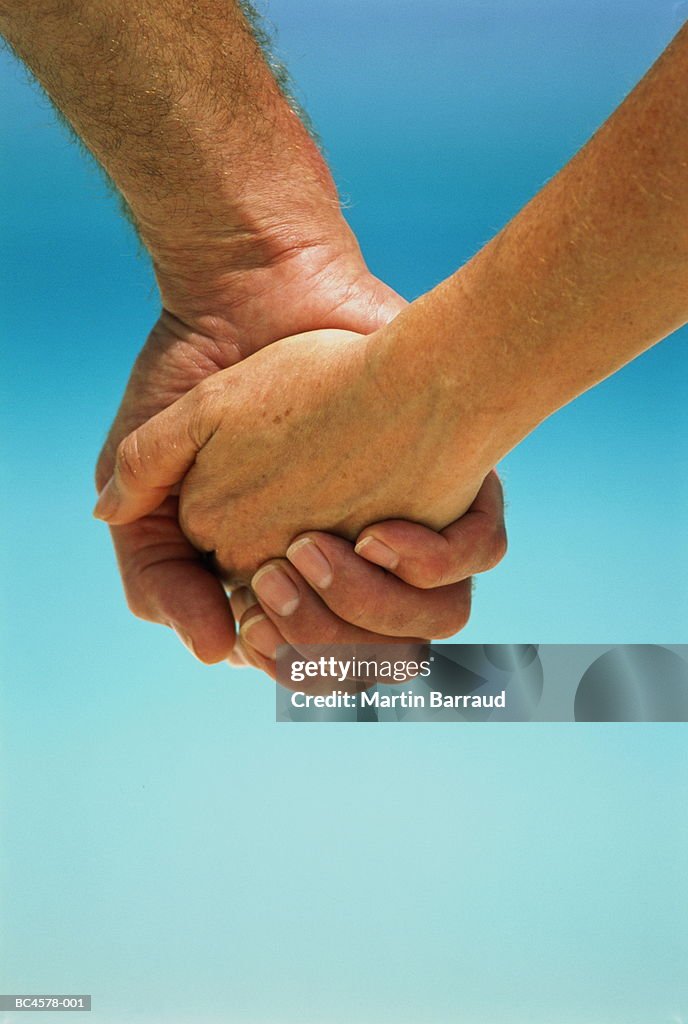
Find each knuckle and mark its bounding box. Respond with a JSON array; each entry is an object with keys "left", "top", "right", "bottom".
[
  {"left": 179, "top": 496, "right": 217, "bottom": 551},
  {"left": 330, "top": 590, "right": 377, "bottom": 629},
  {"left": 412, "top": 553, "right": 449, "bottom": 590},
  {"left": 115, "top": 434, "right": 143, "bottom": 485},
  {"left": 187, "top": 376, "right": 222, "bottom": 447}
]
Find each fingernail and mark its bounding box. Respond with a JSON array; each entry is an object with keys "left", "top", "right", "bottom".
[
  {"left": 172, "top": 626, "right": 200, "bottom": 661},
  {"left": 230, "top": 587, "right": 254, "bottom": 621},
  {"left": 286, "top": 538, "right": 333, "bottom": 589},
  {"left": 93, "top": 477, "right": 120, "bottom": 522},
  {"left": 241, "top": 612, "right": 282, "bottom": 661},
  {"left": 354, "top": 535, "right": 399, "bottom": 570},
  {"left": 251, "top": 565, "right": 300, "bottom": 616}
]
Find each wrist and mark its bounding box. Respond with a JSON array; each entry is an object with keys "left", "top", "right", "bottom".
[
  {"left": 368, "top": 279, "right": 503, "bottom": 489},
  {"left": 363, "top": 303, "right": 495, "bottom": 525},
  {"left": 371, "top": 230, "right": 573, "bottom": 480},
  {"left": 139, "top": 124, "right": 349, "bottom": 322},
  {"left": 146, "top": 212, "right": 404, "bottom": 372},
  {"left": 150, "top": 214, "right": 358, "bottom": 331}
]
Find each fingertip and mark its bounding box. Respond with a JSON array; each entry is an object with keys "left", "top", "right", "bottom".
[
  {"left": 172, "top": 624, "right": 234, "bottom": 664},
  {"left": 286, "top": 536, "right": 334, "bottom": 589},
  {"left": 355, "top": 521, "right": 449, "bottom": 588},
  {"left": 230, "top": 587, "right": 256, "bottom": 622},
  {"left": 354, "top": 534, "right": 400, "bottom": 570},
  {"left": 172, "top": 625, "right": 202, "bottom": 660},
  {"left": 156, "top": 575, "right": 236, "bottom": 664},
  {"left": 239, "top": 609, "right": 283, "bottom": 662},
  {"left": 92, "top": 477, "right": 119, "bottom": 522}
]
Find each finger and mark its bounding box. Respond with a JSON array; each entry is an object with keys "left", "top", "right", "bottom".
[
  {"left": 354, "top": 470, "right": 507, "bottom": 588},
  {"left": 229, "top": 588, "right": 288, "bottom": 677},
  {"left": 250, "top": 558, "right": 431, "bottom": 649},
  {"left": 233, "top": 590, "right": 288, "bottom": 666},
  {"left": 250, "top": 561, "right": 430, "bottom": 693},
  {"left": 284, "top": 534, "right": 472, "bottom": 639},
  {"left": 93, "top": 376, "right": 223, "bottom": 525},
  {"left": 238, "top": 607, "right": 282, "bottom": 681},
  {"left": 232, "top": 590, "right": 286, "bottom": 664},
  {"left": 229, "top": 587, "right": 255, "bottom": 623},
  {"left": 227, "top": 588, "right": 254, "bottom": 668},
  {"left": 226, "top": 637, "right": 252, "bottom": 669},
  {"left": 109, "top": 495, "right": 235, "bottom": 664}
]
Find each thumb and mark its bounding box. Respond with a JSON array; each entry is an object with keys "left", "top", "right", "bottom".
[{"left": 93, "top": 378, "right": 221, "bottom": 525}]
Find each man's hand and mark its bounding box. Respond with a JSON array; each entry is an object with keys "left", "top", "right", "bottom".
[{"left": 229, "top": 471, "right": 505, "bottom": 674}]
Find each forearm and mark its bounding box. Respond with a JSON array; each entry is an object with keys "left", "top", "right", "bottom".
[
  {"left": 378, "top": 21, "right": 688, "bottom": 476},
  {"left": 0, "top": 0, "right": 345, "bottom": 314}
]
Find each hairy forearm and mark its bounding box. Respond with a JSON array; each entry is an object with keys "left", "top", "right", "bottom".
[
  {"left": 0, "top": 0, "right": 342, "bottom": 306},
  {"left": 379, "top": 21, "right": 688, "bottom": 475}
]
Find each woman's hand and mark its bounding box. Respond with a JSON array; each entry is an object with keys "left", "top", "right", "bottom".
[{"left": 94, "top": 327, "right": 489, "bottom": 588}]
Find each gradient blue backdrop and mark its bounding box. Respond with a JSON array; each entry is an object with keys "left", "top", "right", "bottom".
[{"left": 1, "top": 2, "right": 687, "bottom": 1022}]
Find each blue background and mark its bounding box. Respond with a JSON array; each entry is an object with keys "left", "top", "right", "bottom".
[{"left": 1, "top": 1, "right": 687, "bottom": 1021}]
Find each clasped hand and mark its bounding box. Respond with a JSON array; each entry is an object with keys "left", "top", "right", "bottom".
[{"left": 95, "top": 323, "right": 506, "bottom": 674}]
